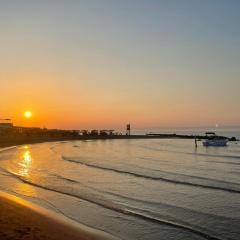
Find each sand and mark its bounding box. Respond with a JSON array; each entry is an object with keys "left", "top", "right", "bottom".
[{"left": 0, "top": 191, "right": 117, "bottom": 240}]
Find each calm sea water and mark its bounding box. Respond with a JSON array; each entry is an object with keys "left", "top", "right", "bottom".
[
  {"left": 0, "top": 129, "right": 240, "bottom": 240},
  {"left": 131, "top": 127, "right": 240, "bottom": 139}
]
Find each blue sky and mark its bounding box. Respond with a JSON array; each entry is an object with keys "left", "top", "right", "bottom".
[{"left": 0, "top": 0, "right": 239, "bottom": 128}]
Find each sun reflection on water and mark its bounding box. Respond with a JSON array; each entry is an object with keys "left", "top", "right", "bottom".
[
  {"left": 14, "top": 146, "right": 37, "bottom": 196},
  {"left": 18, "top": 147, "right": 32, "bottom": 177}
]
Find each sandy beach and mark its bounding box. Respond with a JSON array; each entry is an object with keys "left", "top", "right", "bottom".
[{"left": 0, "top": 191, "right": 117, "bottom": 240}]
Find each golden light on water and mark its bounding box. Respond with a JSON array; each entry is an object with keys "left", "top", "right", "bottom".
[
  {"left": 18, "top": 149, "right": 32, "bottom": 177},
  {"left": 23, "top": 150, "right": 31, "bottom": 162},
  {"left": 14, "top": 146, "right": 36, "bottom": 197}
]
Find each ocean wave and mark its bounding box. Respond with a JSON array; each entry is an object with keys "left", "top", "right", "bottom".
[
  {"left": 0, "top": 166, "right": 12, "bottom": 176},
  {"left": 62, "top": 156, "right": 240, "bottom": 194},
  {"left": 206, "top": 160, "right": 240, "bottom": 166},
  {"left": 49, "top": 141, "right": 70, "bottom": 152},
  {"left": 0, "top": 146, "right": 17, "bottom": 153},
  {"left": 137, "top": 144, "right": 240, "bottom": 160},
  {"left": 51, "top": 173, "right": 79, "bottom": 183},
  {"left": 3, "top": 168, "right": 227, "bottom": 240}
]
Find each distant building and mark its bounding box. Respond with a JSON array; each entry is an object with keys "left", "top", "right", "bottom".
[
  {"left": 0, "top": 123, "right": 13, "bottom": 128},
  {"left": 126, "top": 123, "right": 131, "bottom": 136},
  {"left": 90, "top": 130, "right": 99, "bottom": 136},
  {"left": 99, "top": 130, "right": 114, "bottom": 136},
  {"left": 0, "top": 119, "right": 13, "bottom": 128}
]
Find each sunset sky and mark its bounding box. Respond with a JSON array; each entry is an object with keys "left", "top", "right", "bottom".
[{"left": 1, "top": 1, "right": 240, "bottom": 129}]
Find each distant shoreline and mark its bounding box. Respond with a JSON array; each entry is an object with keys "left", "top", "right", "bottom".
[{"left": 0, "top": 133, "right": 237, "bottom": 149}]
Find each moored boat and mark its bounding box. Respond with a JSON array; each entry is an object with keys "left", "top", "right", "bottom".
[{"left": 202, "top": 132, "right": 228, "bottom": 147}]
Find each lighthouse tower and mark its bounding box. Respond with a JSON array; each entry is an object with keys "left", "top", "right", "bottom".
[{"left": 126, "top": 123, "right": 131, "bottom": 136}]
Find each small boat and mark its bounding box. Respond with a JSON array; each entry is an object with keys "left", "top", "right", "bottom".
[{"left": 202, "top": 132, "right": 228, "bottom": 147}]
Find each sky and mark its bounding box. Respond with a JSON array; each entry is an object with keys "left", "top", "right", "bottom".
[{"left": 0, "top": 0, "right": 240, "bottom": 129}]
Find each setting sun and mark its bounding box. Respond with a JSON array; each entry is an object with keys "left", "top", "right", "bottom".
[{"left": 24, "top": 111, "right": 32, "bottom": 119}]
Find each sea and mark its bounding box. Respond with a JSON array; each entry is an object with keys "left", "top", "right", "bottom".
[{"left": 0, "top": 127, "right": 240, "bottom": 240}]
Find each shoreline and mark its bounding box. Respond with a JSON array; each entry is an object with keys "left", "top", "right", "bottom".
[
  {"left": 0, "top": 191, "right": 118, "bottom": 240},
  {"left": 0, "top": 133, "right": 237, "bottom": 149},
  {"left": 0, "top": 135, "right": 182, "bottom": 240},
  {"left": 0, "top": 134, "right": 238, "bottom": 240}
]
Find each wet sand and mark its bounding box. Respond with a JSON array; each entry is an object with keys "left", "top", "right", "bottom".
[{"left": 0, "top": 191, "right": 117, "bottom": 240}]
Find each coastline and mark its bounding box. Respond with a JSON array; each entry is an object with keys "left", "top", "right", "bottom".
[
  {"left": 0, "top": 191, "right": 118, "bottom": 240},
  {"left": 0, "top": 138, "right": 121, "bottom": 240},
  {"left": 0, "top": 133, "right": 236, "bottom": 149},
  {"left": 0, "top": 135, "right": 239, "bottom": 240},
  {"left": 0, "top": 136, "right": 79, "bottom": 148}
]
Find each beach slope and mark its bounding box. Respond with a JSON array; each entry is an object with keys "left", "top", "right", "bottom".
[{"left": 0, "top": 191, "right": 117, "bottom": 240}]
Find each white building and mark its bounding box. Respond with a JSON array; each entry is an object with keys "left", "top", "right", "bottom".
[{"left": 0, "top": 119, "right": 13, "bottom": 128}]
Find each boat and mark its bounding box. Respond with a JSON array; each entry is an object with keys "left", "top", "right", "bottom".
[{"left": 202, "top": 132, "right": 228, "bottom": 147}]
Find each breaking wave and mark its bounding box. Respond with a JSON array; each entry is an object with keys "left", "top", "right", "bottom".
[{"left": 62, "top": 156, "right": 240, "bottom": 194}]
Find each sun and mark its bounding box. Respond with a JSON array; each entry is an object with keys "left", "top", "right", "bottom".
[{"left": 24, "top": 111, "right": 32, "bottom": 119}]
